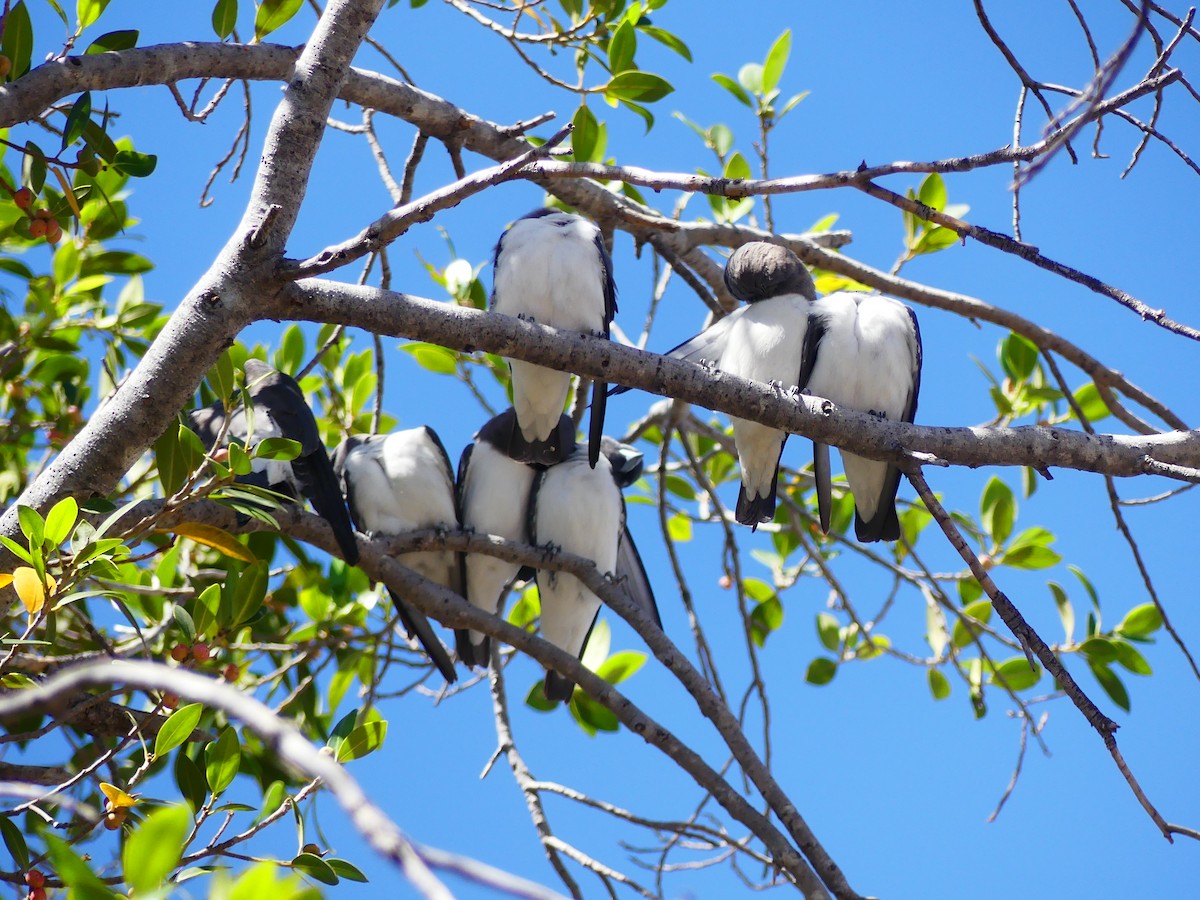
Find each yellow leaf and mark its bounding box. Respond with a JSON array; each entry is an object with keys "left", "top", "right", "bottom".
[
  {"left": 99, "top": 782, "right": 139, "bottom": 809},
  {"left": 165, "top": 523, "right": 257, "bottom": 564},
  {"left": 12, "top": 566, "right": 55, "bottom": 615},
  {"left": 0, "top": 573, "right": 12, "bottom": 589}
]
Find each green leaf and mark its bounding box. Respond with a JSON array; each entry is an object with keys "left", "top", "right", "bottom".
[
  {"left": 1049, "top": 581, "right": 1074, "bottom": 643},
  {"left": 174, "top": 749, "right": 208, "bottom": 811},
  {"left": 595, "top": 650, "right": 646, "bottom": 685},
  {"left": 336, "top": 719, "right": 387, "bottom": 762},
  {"left": 708, "top": 123, "right": 734, "bottom": 158},
  {"left": 1071, "top": 382, "right": 1110, "bottom": 423},
  {"left": 605, "top": 70, "right": 674, "bottom": 103},
  {"left": 113, "top": 149, "right": 157, "bottom": 177},
  {"left": 21, "top": 140, "right": 45, "bottom": 194},
  {"left": 916, "top": 172, "right": 947, "bottom": 213},
  {"left": 291, "top": 852, "right": 339, "bottom": 886},
  {"left": 156, "top": 703, "right": 204, "bottom": 757},
  {"left": 231, "top": 561, "right": 268, "bottom": 625},
  {"left": 192, "top": 583, "right": 222, "bottom": 638},
  {"left": 664, "top": 474, "right": 696, "bottom": 500},
  {"left": 1089, "top": 660, "right": 1130, "bottom": 712},
  {"left": 928, "top": 668, "right": 951, "bottom": 700},
  {"left": 43, "top": 496, "right": 78, "bottom": 546},
  {"left": 254, "top": 437, "right": 301, "bottom": 460},
  {"left": 816, "top": 612, "right": 840, "bottom": 651},
  {"left": 205, "top": 727, "right": 242, "bottom": 795},
  {"left": 254, "top": 781, "right": 286, "bottom": 824},
  {"left": 1080, "top": 636, "right": 1118, "bottom": 664},
  {"left": 0, "top": 535, "right": 33, "bottom": 564},
  {"left": 571, "top": 104, "right": 602, "bottom": 164},
  {"left": 44, "top": 834, "right": 117, "bottom": 899},
  {"left": 749, "top": 596, "right": 783, "bottom": 646},
  {"left": 1115, "top": 602, "right": 1162, "bottom": 638},
  {"left": 737, "top": 62, "right": 763, "bottom": 94},
  {"left": 402, "top": 341, "right": 457, "bottom": 374},
  {"left": 17, "top": 504, "right": 45, "bottom": 549},
  {"left": 254, "top": 0, "right": 302, "bottom": 40},
  {"left": 666, "top": 512, "right": 691, "bottom": 542},
  {"left": 2, "top": 2, "right": 33, "bottom": 78},
  {"left": 607, "top": 19, "right": 636, "bottom": 73},
  {"left": 123, "top": 804, "right": 192, "bottom": 895},
  {"left": 76, "top": 0, "right": 111, "bottom": 29},
  {"left": 711, "top": 72, "right": 752, "bottom": 106},
  {"left": 979, "top": 476, "right": 1014, "bottom": 546},
  {"left": 761, "top": 29, "right": 791, "bottom": 93},
  {"left": 0, "top": 816, "right": 29, "bottom": 870},
  {"left": 85, "top": 250, "right": 154, "bottom": 273},
  {"left": 951, "top": 599, "right": 993, "bottom": 649},
  {"left": 804, "top": 657, "right": 837, "bottom": 685},
  {"left": 638, "top": 24, "right": 691, "bottom": 61},
  {"left": 61, "top": 91, "right": 92, "bottom": 151},
  {"left": 1113, "top": 639, "right": 1152, "bottom": 676},
  {"left": 570, "top": 690, "right": 619, "bottom": 735},
  {"left": 327, "top": 859, "right": 369, "bottom": 883},
  {"left": 84, "top": 29, "right": 138, "bottom": 53},
  {"left": 1000, "top": 332, "right": 1039, "bottom": 382},
  {"left": 524, "top": 679, "right": 558, "bottom": 711},
  {"left": 212, "top": 0, "right": 238, "bottom": 39},
  {"left": 989, "top": 656, "right": 1041, "bottom": 691}
]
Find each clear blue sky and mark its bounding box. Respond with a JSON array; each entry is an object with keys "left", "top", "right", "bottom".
[{"left": 15, "top": 1, "right": 1200, "bottom": 897}]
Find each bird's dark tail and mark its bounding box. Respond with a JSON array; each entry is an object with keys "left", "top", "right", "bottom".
[
  {"left": 735, "top": 479, "right": 779, "bottom": 530},
  {"left": 454, "top": 629, "right": 490, "bottom": 671},
  {"left": 854, "top": 464, "right": 903, "bottom": 543},
  {"left": 587, "top": 380, "right": 607, "bottom": 469},
  {"left": 292, "top": 445, "right": 360, "bottom": 565},
  {"left": 506, "top": 422, "right": 572, "bottom": 466},
  {"left": 389, "top": 588, "right": 458, "bottom": 683},
  {"left": 543, "top": 671, "right": 576, "bottom": 703}
]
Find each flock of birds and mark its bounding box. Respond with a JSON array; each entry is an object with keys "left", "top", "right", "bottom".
[{"left": 185, "top": 209, "right": 922, "bottom": 698}]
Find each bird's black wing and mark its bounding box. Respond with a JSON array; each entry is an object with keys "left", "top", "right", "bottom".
[
  {"left": 608, "top": 306, "right": 744, "bottom": 397},
  {"left": 800, "top": 311, "right": 834, "bottom": 534},
  {"left": 187, "top": 402, "right": 227, "bottom": 450},
  {"left": 615, "top": 522, "right": 662, "bottom": 631},
  {"left": 291, "top": 441, "right": 360, "bottom": 565},
  {"left": 388, "top": 586, "right": 459, "bottom": 684},
  {"left": 587, "top": 230, "right": 618, "bottom": 468}
]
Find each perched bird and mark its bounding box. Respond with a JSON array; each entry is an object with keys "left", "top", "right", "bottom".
[
  {"left": 333, "top": 428, "right": 460, "bottom": 684},
  {"left": 529, "top": 436, "right": 661, "bottom": 702},
  {"left": 189, "top": 358, "right": 359, "bottom": 565},
  {"left": 801, "top": 292, "right": 922, "bottom": 542},
  {"left": 491, "top": 208, "right": 616, "bottom": 468},
  {"left": 454, "top": 408, "right": 574, "bottom": 670},
  {"left": 624, "top": 242, "right": 816, "bottom": 528}
]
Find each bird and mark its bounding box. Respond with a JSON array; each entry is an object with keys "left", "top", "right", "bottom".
[
  {"left": 332, "top": 427, "right": 460, "bottom": 684},
  {"left": 529, "top": 435, "right": 661, "bottom": 703},
  {"left": 617, "top": 242, "right": 815, "bottom": 528},
  {"left": 801, "top": 292, "right": 922, "bottom": 542},
  {"left": 188, "top": 358, "right": 360, "bottom": 565},
  {"left": 454, "top": 408, "right": 573, "bottom": 670},
  {"left": 490, "top": 208, "right": 616, "bottom": 469}
]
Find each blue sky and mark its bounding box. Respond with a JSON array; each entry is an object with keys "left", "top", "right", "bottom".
[{"left": 12, "top": 1, "right": 1200, "bottom": 897}]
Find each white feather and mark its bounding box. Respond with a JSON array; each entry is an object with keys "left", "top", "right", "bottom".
[
  {"left": 493, "top": 213, "right": 609, "bottom": 443},
  {"left": 459, "top": 440, "right": 537, "bottom": 652},
  {"left": 533, "top": 451, "right": 622, "bottom": 662},
  {"left": 719, "top": 293, "right": 811, "bottom": 502},
  {"left": 806, "top": 292, "right": 918, "bottom": 520},
  {"left": 343, "top": 430, "right": 459, "bottom": 591}
]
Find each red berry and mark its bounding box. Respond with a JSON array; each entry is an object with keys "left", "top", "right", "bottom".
[
  {"left": 27, "top": 889, "right": 46, "bottom": 900},
  {"left": 12, "top": 188, "right": 31, "bottom": 209},
  {"left": 103, "top": 808, "right": 126, "bottom": 830},
  {"left": 170, "top": 643, "right": 189, "bottom": 662},
  {"left": 222, "top": 664, "right": 240, "bottom": 681},
  {"left": 28, "top": 218, "right": 46, "bottom": 239},
  {"left": 162, "top": 692, "right": 179, "bottom": 710},
  {"left": 24, "top": 870, "right": 45, "bottom": 889},
  {"left": 191, "top": 643, "right": 210, "bottom": 663},
  {"left": 45, "top": 221, "right": 62, "bottom": 244}
]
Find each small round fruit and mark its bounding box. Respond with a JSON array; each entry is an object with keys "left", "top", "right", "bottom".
[
  {"left": 27, "top": 889, "right": 46, "bottom": 900},
  {"left": 162, "top": 692, "right": 179, "bottom": 710},
  {"left": 27, "top": 218, "right": 46, "bottom": 239},
  {"left": 24, "top": 870, "right": 45, "bottom": 889},
  {"left": 222, "top": 663, "right": 240, "bottom": 681},
  {"left": 191, "top": 643, "right": 210, "bottom": 663},
  {"left": 79, "top": 157, "right": 101, "bottom": 177},
  {"left": 33, "top": 207, "right": 53, "bottom": 220},
  {"left": 103, "top": 808, "right": 126, "bottom": 830},
  {"left": 12, "top": 187, "right": 32, "bottom": 209},
  {"left": 0, "top": 55, "right": 11, "bottom": 79},
  {"left": 302, "top": 843, "right": 321, "bottom": 856},
  {"left": 45, "top": 221, "right": 62, "bottom": 244},
  {"left": 170, "top": 643, "right": 190, "bottom": 662}
]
